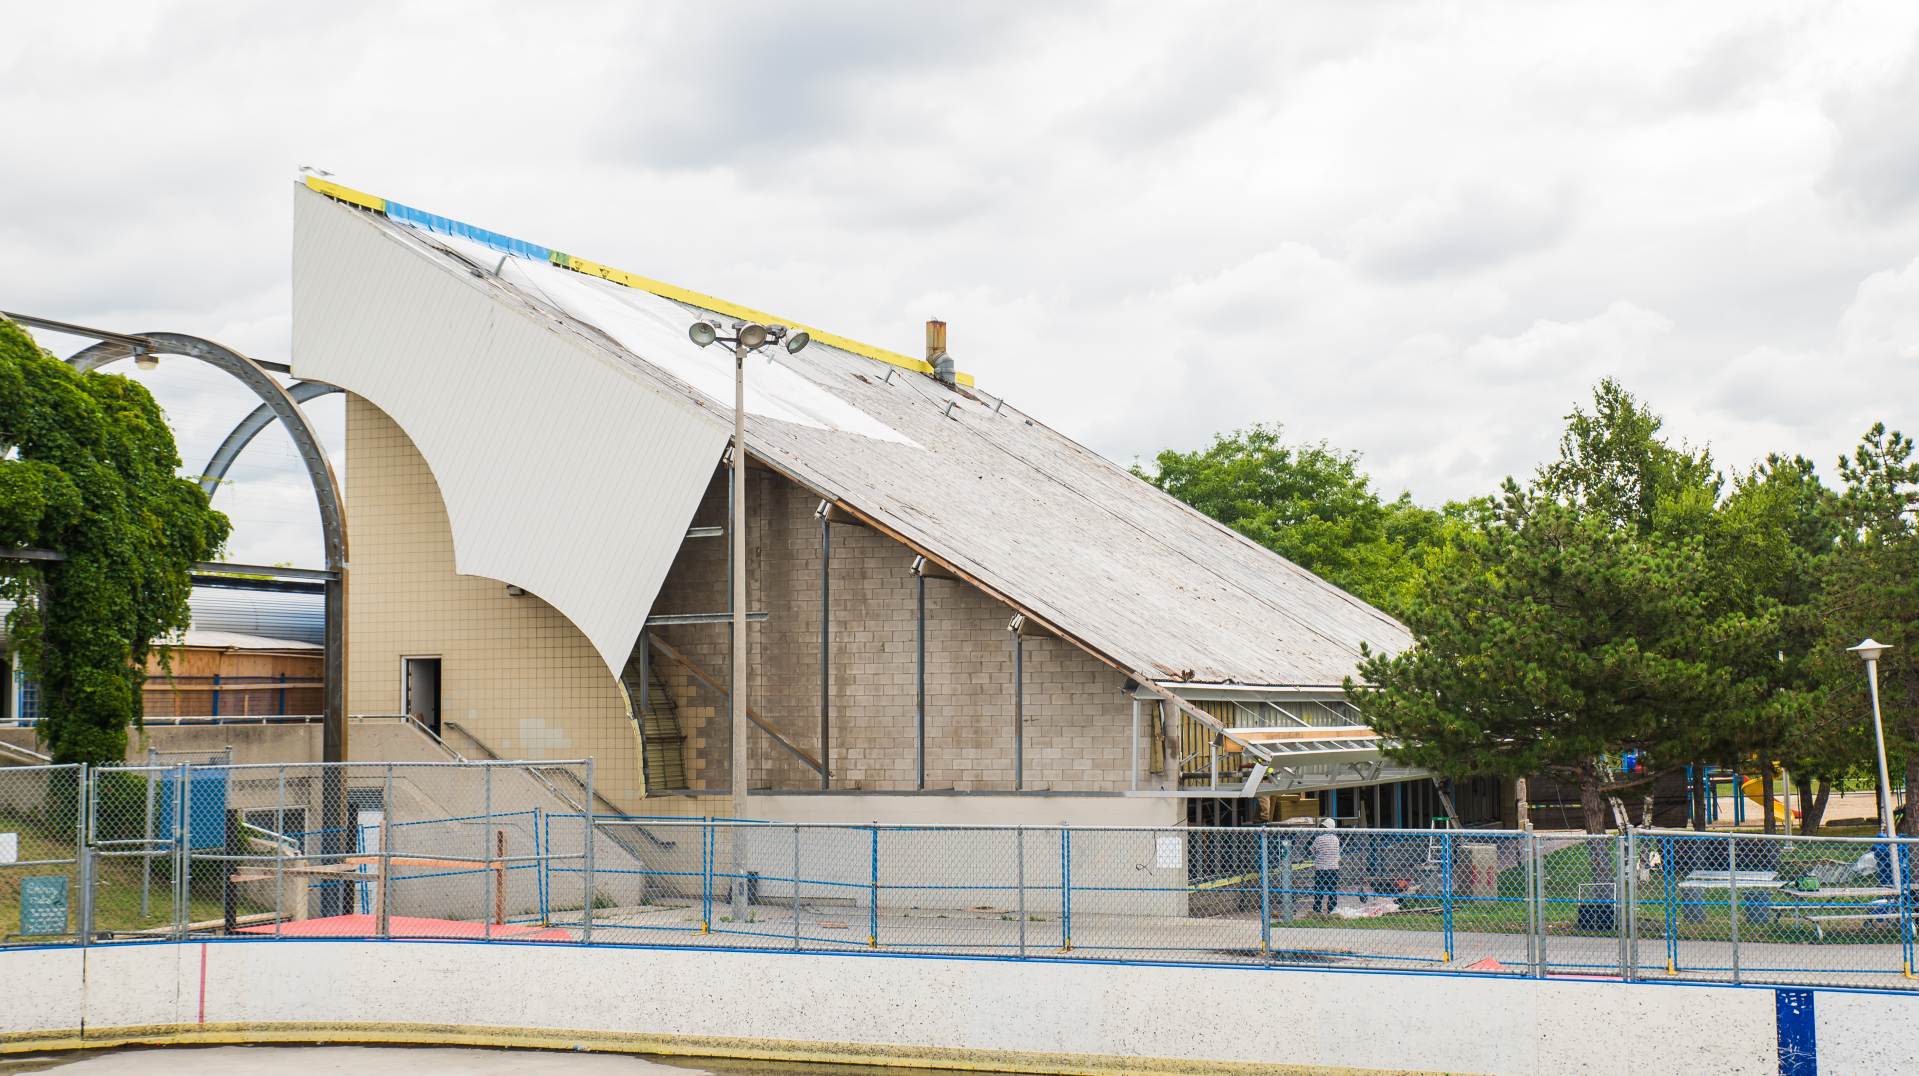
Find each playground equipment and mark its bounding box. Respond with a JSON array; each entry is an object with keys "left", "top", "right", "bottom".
[{"left": 1740, "top": 771, "right": 1800, "bottom": 827}]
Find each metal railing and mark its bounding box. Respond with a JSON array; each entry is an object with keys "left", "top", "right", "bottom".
[{"left": 3, "top": 762, "right": 1917, "bottom": 991}]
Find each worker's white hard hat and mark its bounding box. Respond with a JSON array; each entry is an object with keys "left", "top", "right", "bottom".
[{"left": 1322, "top": 818, "right": 1337, "bottom": 829}]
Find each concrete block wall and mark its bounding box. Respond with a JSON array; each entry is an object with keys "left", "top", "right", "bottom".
[
  {"left": 644, "top": 467, "right": 1147, "bottom": 794},
  {"left": 343, "top": 396, "right": 644, "bottom": 810}
]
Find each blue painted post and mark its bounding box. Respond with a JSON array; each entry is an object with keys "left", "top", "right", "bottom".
[
  {"left": 1664, "top": 835, "right": 1678, "bottom": 974},
  {"left": 536, "top": 808, "right": 547, "bottom": 924},
  {"left": 1440, "top": 831, "right": 1454, "bottom": 961},
  {"left": 1901, "top": 841, "right": 1914, "bottom": 978},
  {"left": 868, "top": 825, "right": 880, "bottom": 948},
  {"left": 210, "top": 674, "right": 221, "bottom": 718},
  {"left": 1733, "top": 773, "right": 1745, "bottom": 826},
  {"left": 1259, "top": 829, "right": 1271, "bottom": 955},
  {"left": 277, "top": 672, "right": 286, "bottom": 714},
  {"left": 701, "top": 818, "right": 712, "bottom": 934},
  {"left": 1061, "top": 828, "right": 1072, "bottom": 951}
]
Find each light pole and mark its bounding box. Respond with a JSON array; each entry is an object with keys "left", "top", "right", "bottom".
[
  {"left": 689, "top": 318, "right": 810, "bottom": 917},
  {"left": 1849, "top": 638, "right": 1903, "bottom": 897}
]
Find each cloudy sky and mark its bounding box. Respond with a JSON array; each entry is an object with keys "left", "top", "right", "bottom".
[{"left": 5, "top": 1, "right": 1918, "bottom": 567}]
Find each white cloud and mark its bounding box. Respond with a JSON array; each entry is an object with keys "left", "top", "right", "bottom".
[{"left": 5, "top": 0, "right": 1919, "bottom": 558}]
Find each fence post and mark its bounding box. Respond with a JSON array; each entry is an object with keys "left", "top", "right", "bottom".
[
  {"left": 1728, "top": 834, "right": 1740, "bottom": 986},
  {"left": 482, "top": 765, "right": 493, "bottom": 942},
  {"left": 142, "top": 747, "right": 156, "bottom": 919},
  {"left": 173, "top": 763, "right": 190, "bottom": 939},
  {"left": 1016, "top": 826, "right": 1027, "bottom": 958},
  {"left": 1522, "top": 827, "right": 1537, "bottom": 977},
  {"left": 75, "top": 764, "right": 91, "bottom": 947},
  {"left": 1903, "top": 838, "right": 1914, "bottom": 979},
  {"left": 1259, "top": 828, "right": 1271, "bottom": 956},
  {"left": 581, "top": 757, "right": 595, "bottom": 945},
  {"left": 1615, "top": 830, "right": 1629, "bottom": 979},
  {"left": 791, "top": 823, "right": 801, "bottom": 951},
  {"left": 377, "top": 764, "right": 392, "bottom": 938},
  {"left": 1663, "top": 834, "right": 1677, "bottom": 974},
  {"left": 1532, "top": 832, "right": 1548, "bottom": 978},
  {"left": 536, "top": 807, "right": 547, "bottom": 925},
  {"left": 1440, "top": 830, "right": 1453, "bottom": 962},
  {"left": 868, "top": 824, "right": 879, "bottom": 948},
  {"left": 275, "top": 766, "right": 286, "bottom": 937},
  {"left": 701, "top": 818, "right": 712, "bottom": 934},
  {"left": 1623, "top": 827, "right": 1638, "bottom": 981},
  {"left": 1061, "top": 827, "right": 1072, "bottom": 953}
]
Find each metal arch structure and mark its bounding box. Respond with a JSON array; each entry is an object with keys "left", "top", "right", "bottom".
[
  {"left": 57, "top": 328, "right": 351, "bottom": 767},
  {"left": 197, "top": 380, "right": 342, "bottom": 499}
]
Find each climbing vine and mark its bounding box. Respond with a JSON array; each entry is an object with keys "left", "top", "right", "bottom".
[{"left": 0, "top": 318, "right": 230, "bottom": 763}]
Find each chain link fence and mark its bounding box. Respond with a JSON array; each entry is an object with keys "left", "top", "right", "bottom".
[{"left": 6, "top": 762, "right": 1919, "bottom": 992}]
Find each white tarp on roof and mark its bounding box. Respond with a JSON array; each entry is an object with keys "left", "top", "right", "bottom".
[
  {"left": 309, "top": 186, "right": 1412, "bottom": 688},
  {"left": 291, "top": 186, "right": 733, "bottom": 680}
]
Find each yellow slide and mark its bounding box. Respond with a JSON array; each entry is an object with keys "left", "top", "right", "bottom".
[{"left": 1740, "top": 774, "right": 1800, "bottom": 824}]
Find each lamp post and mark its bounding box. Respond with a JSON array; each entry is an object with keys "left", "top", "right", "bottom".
[
  {"left": 689, "top": 318, "right": 810, "bottom": 917},
  {"left": 1849, "top": 638, "right": 1903, "bottom": 897}
]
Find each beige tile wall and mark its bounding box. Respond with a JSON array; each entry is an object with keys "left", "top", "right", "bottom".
[{"left": 344, "top": 394, "right": 645, "bottom": 809}]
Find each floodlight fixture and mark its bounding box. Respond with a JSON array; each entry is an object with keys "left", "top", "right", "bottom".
[
  {"left": 736, "top": 322, "right": 769, "bottom": 350},
  {"left": 1850, "top": 638, "right": 1891, "bottom": 664},
  {"left": 785, "top": 331, "right": 811, "bottom": 354},
  {"left": 688, "top": 321, "right": 718, "bottom": 348},
  {"left": 132, "top": 347, "right": 158, "bottom": 371}
]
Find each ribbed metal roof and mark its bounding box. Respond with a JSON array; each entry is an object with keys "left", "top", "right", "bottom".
[
  {"left": 301, "top": 186, "right": 1412, "bottom": 689},
  {"left": 1, "top": 587, "right": 323, "bottom": 649}
]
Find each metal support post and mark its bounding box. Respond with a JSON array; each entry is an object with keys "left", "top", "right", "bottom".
[
  {"left": 1523, "top": 829, "right": 1538, "bottom": 976},
  {"left": 1016, "top": 826, "right": 1027, "bottom": 957},
  {"left": 727, "top": 406, "right": 750, "bottom": 920},
  {"left": 868, "top": 825, "right": 880, "bottom": 948},
  {"left": 1259, "top": 829, "right": 1271, "bottom": 955},
  {"left": 379, "top": 764, "right": 393, "bottom": 938},
  {"left": 222, "top": 806, "right": 241, "bottom": 934},
  {"left": 700, "top": 818, "right": 713, "bottom": 933},
  {"left": 915, "top": 573, "right": 926, "bottom": 791},
  {"left": 1012, "top": 627, "right": 1023, "bottom": 791},
  {"left": 1728, "top": 835, "right": 1740, "bottom": 985},
  {"left": 792, "top": 824, "right": 802, "bottom": 950},
  {"left": 1532, "top": 832, "right": 1547, "bottom": 978},
  {"left": 76, "top": 764, "right": 91, "bottom": 946},
  {"left": 275, "top": 766, "right": 286, "bottom": 937},
  {"left": 1061, "top": 828, "right": 1072, "bottom": 952},
  {"left": 1440, "top": 830, "right": 1454, "bottom": 962},
  {"left": 483, "top": 764, "right": 493, "bottom": 941},
  {"left": 1624, "top": 827, "right": 1639, "bottom": 980},
  {"left": 582, "top": 757, "right": 596, "bottom": 944},
  {"left": 173, "top": 764, "right": 190, "bottom": 938},
  {"left": 819, "top": 512, "right": 831, "bottom": 790},
  {"left": 1615, "top": 831, "right": 1629, "bottom": 979}
]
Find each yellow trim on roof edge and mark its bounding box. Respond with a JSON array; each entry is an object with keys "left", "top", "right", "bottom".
[{"left": 302, "top": 175, "right": 974, "bottom": 387}]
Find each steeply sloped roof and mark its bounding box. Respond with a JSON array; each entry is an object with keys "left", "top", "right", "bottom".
[{"left": 295, "top": 182, "right": 1412, "bottom": 688}]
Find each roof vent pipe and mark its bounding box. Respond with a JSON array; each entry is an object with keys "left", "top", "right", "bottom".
[{"left": 926, "top": 319, "right": 956, "bottom": 386}]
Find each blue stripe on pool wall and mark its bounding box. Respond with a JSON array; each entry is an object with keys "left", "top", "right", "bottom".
[
  {"left": 384, "top": 201, "right": 551, "bottom": 262},
  {"left": 1776, "top": 989, "right": 1816, "bottom": 1076}
]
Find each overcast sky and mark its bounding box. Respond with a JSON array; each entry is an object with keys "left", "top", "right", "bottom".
[{"left": 6, "top": 1, "right": 1919, "bottom": 567}]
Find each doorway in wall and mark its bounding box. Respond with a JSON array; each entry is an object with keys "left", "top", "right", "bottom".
[{"left": 402, "top": 656, "right": 442, "bottom": 735}]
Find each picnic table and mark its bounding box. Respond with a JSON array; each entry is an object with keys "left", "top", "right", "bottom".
[
  {"left": 1676, "top": 871, "right": 1786, "bottom": 924},
  {"left": 1767, "top": 886, "right": 1906, "bottom": 941}
]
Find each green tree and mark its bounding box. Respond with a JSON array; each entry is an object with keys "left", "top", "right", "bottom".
[
  {"left": 0, "top": 319, "right": 230, "bottom": 763},
  {"left": 1137, "top": 424, "right": 1450, "bottom": 616},
  {"left": 1806, "top": 424, "right": 1919, "bottom": 835},
  {"left": 1349, "top": 381, "right": 1774, "bottom": 833}
]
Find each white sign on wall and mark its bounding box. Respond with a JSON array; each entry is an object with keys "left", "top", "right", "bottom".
[
  {"left": 0, "top": 832, "right": 17, "bottom": 865},
  {"left": 1155, "top": 835, "right": 1182, "bottom": 870}
]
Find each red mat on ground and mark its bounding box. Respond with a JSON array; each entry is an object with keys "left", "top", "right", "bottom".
[{"left": 237, "top": 914, "right": 572, "bottom": 941}]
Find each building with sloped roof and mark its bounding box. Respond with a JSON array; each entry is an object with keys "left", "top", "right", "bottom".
[{"left": 290, "top": 177, "right": 1465, "bottom": 830}]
